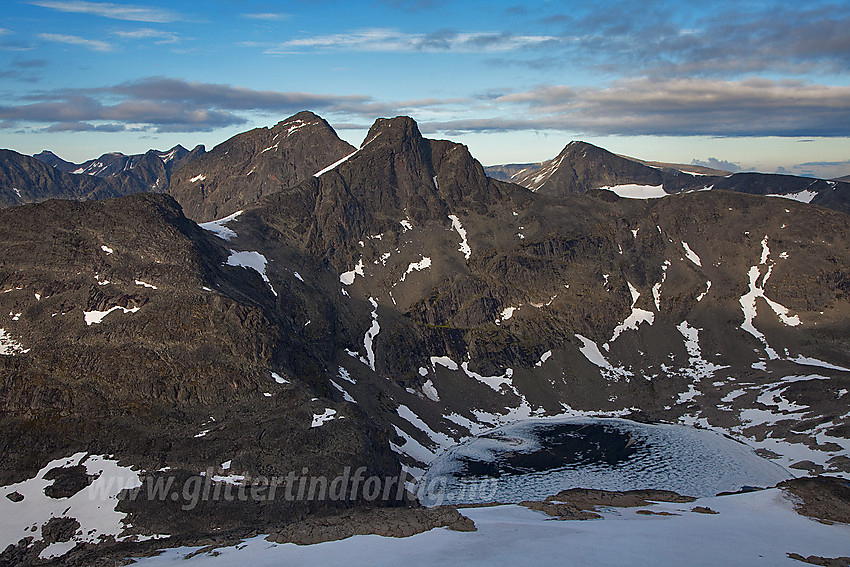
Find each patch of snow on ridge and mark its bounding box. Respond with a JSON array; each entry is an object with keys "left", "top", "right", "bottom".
[
  {"left": 0, "top": 328, "right": 29, "bottom": 355},
  {"left": 461, "top": 362, "right": 514, "bottom": 392},
  {"left": 190, "top": 174, "right": 206, "bottom": 183},
  {"left": 311, "top": 408, "right": 337, "bottom": 428},
  {"left": 422, "top": 379, "right": 440, "bottom": 401},
  {"left": 399, "top": 256, "right": 431, "bottom": 282},
  {"left": 362, "top": 297, "right": 380, "bottom": 371},
  {"left": 574, "top": 334, "right": 634, "bottom": 381},
  {"left": 652, "top": 260, "right": 670, "bottom": 311},
  {"left": 0, "top": 452, "right": 144, "bottom": 557},
  {"left": 788, "top": 355, "right": 850, "bottom": 373},
  {"left": 101, "top": 245, "right": 113, "bottom": 254},
  {"left": 339, "top": 258, "right": 365, "bottom": 285},
  {"left": 431, "top": 356, "right": 459, "bottom": 371},
  {"left": 676, "top": 320, "right": 727, "bottom": 382},
  {"left": 739, "top": 236, "right": 800, "bottom": 359},
  {"left": 448, "top": 214, "right": 471, "bottom": 259},
  {"left": 601, "top": 184, "right": 668, "bottom": 199},
  {"left": 681, "top": 241, "right": 702, "bottom": 267},
  {"left": 330, "top": 380, "right": 356, "bottom": 403},
  {"left": 84, "top": 305, "right": 140, "bottom": 325},
  {"left": 610, "top": 282, "right": 654, "bottom": 342},
  {"left": 314, "top": 133, "right": 380, "bottom": 177},
  {"left": 226, "top": 250, "right": 277, "bottom": 296},
  {"left": 199, "top": 210, "right": 243, "bottom": 241},
  {"left": 767, "top": 189, "right": 818, "bottom": 203},
  {"left": 535, "top": 350, "right": 552, "bottom": 367},
  {"left": 397, "top": 404, "right": 454, "bottom": 449},
  {"left": 696, "top": 280, "right": 711, "bottom": 302}
]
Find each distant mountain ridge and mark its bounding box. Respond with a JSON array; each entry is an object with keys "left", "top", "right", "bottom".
[
  {"left": 1, "top": 112, "right": 849, "bottom": 565},
  {"left": 485, "top": 141, "right": 850, "bottom": 214}
]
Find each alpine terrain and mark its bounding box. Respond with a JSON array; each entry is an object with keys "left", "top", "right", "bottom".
[{"left": 0, "top": 112, "right": 848, "bottom": 566}]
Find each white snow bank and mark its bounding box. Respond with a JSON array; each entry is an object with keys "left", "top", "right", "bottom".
[
  {"left": 448, "top": 215, "right": 471, "bottom": 259},
  {"left": 226, "top": 250, "right": 277, "bottom": 296},
  {"left": 199, "top": 211, "right": 243, "bottom": 241},
  {"left": 0, "top": 453, "right": 143, "bottom": 558},
  {"left": 601, "top": 184, "right": 668, "bottom": 199},
  {"left": 84, "top": 305, "right": 139, "bottom": 325},
  {"left": 340, "top": 258, "right": 365, "bottom": 285},
  {"left": 311, "top": 408, "right": 338, "bottom": 428}
]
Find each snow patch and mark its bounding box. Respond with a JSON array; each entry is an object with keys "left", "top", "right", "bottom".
[
  {"left": 339, "top": 258, "right": 365, "bottom": 285},
  {"left": 422, "top": 379, "right": 440, "bottom": 402},
  {"left": 610, "top": 282, "right": 654, "bottom": 342},
  {"left": 311, "top": 409, "right": 337, "bottom": 428},
  {"left": 601, "top": 184, "right": 668, "bottom": 199},
  {"left": 199, "top": 210, "right": 243, "bottom": 241},
  {"left": 0, "top": 328, "right": 29, "bottom": 355},
  {"left": 190, "top": 174, "right": 206, "bottom": 183},
  {"left": 0, "top": 453, "right": 143, "bottom": 557},
  {"left": 448, "top": 214, "right": 471, "bottom": 260},
  {"left": 399, "top": 256, "right": 432, "bottom": 282},
  {"left": 226, "top": 250, "right": 277, "bottom": 296},
  {"left": 83, "top": 305, "right": 139, "bottom": 325},
  {"left": 681, "top": 241, "right": 702, "bottom": 267}
]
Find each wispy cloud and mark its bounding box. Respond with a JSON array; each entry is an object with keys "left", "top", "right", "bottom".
[
  {"left": 113, "top": 28, "right": 180, "bottom": 44},
  {"left": 0, "top": 58, "right": 47, "bottom": 82},
  {"left": 0, "top": 77, "right": 380, "bottom": 133},
  {"left": 266, "top": 28, "right": 556, "bottom": 54},
  {"left": 38, "top": 33, "right": 112, "bottom": 51},
  {"left": 28, "top": 1, "right": 182, "bottom": 23},
  {"left": 496, "top": 2, "right": 850, "bottom": 77},
  {"left": 422, "top": 77, "right": 850, "bottom": 138},
  {"left": 241, "top": 13, "right": 289, "bottom": 21}
]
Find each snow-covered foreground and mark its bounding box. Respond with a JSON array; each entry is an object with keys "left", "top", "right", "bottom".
[{"left": 131, "top": 489, "right": 849, "bottom": 567}]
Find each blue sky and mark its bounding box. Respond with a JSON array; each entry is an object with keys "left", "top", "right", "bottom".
[{"left": 1, "top": 0, "right": 849, "bottom": 177}]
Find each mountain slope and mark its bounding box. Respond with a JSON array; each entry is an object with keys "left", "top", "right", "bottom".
[
  {"left": 1, "top": 114, "right": 849, "bottom": 564},
  {"left": 167, "top": 111, "right": 357, "bottom": 222},
  {"left": 492, "top": 141, "right": 850, "bottom": 214}
]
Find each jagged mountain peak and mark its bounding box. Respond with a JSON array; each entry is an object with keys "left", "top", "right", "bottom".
[
  {"left": 364, "top": 116, "right": 423, "bottom": 146},
  {"left": 167, "top": 111, "right": 356, "bottom": 222}
]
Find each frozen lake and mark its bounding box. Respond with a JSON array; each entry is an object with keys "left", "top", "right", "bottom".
[{"left": 418, "top": 417, "right": 792, "bottom": 505}]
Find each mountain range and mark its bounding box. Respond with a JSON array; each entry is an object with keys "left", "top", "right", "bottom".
[{"left": 1, "top": 112, "right": 848, "bottom": 565}]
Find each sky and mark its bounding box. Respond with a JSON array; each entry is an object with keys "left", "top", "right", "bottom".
[{"left": 1, "top": 0, "right": 849, "bottom": 177}]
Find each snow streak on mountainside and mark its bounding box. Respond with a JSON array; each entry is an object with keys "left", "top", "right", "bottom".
[{"left": 1, "top": 112, "right": 849, "bottom": 565}]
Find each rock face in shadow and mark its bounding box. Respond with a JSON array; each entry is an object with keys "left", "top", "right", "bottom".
[
  {"left": 1, "top": 114, "right": 850, "bottom": 565},
  {"left": 167, "top": 111, "right": 356, "bottom": 222}
]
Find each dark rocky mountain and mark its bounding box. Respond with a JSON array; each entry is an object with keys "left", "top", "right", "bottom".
[
  {"left": 167, "top": 111, "right": 357, "bottom": 222},
  {"left": 33, "top": 145, "right": 199, "bottom": 178},
  {"left": 1, "top": 114, "right": 849, "bottom": 564},
  {"left": 483, "top": 163, "right": 536, "bottom": 182},
  {"left": 489, "top": 141, "right": 850, "bottom": 214},
  {"left": 31, "top": 151, "right": 77, "bottom": 173},
  {"left": 1, "top": 144, "right": 207, "bottom": 210},
  {"left": 0, "top": 150, "right": 107, "bottom": 207}
]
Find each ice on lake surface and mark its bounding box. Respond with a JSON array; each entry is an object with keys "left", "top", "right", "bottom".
[{"left": 418, "top": 417, "right": 791, "bottom": 505}]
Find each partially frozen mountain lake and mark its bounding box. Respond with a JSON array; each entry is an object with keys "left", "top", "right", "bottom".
[{"left": 418, "top": 417, "right": 792, "bottom": 505}]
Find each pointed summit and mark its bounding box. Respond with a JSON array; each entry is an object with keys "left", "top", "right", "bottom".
[
  {"left": 167, "top": 111, "right": 356, "bottom": 222},
  {"left": 512, "top": 141, "right": 664, "bottom": 196}
]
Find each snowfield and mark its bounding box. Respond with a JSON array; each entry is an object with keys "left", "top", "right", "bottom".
[{"left": 130, "top": 488, "right": 849, "bottom": 567}]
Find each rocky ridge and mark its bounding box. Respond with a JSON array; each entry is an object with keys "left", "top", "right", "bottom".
[{"left": 0, "top": 112, "right": 849, "bottom": 564}]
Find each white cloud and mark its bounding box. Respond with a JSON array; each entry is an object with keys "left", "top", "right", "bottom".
[
  {"left": 38, "top": 33, "right": 112, "bottom": 52},
  {"left": 113, "top": 28, "right": 180, "bottom": 44},
  {"left": 266, "top": 28, "right": 555, "bottom": 54},
  {"left": 241, "top": 13, "right": 289, "bottom": 20},
  {"left": 28, "top": 1, "right": 181, "bottom": 23}
]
